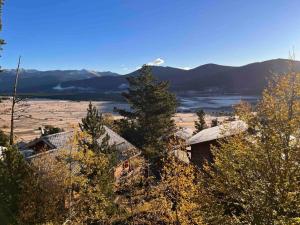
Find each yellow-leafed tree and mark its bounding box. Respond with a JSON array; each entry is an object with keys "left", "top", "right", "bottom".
[
  {"left": 199, "top": 62, "right": 300, "bottom": 224},
  {"left": 18, "top": 151, "right": 69, "bottom": 224},
  {"left": 117, "top": 138, "right": 204, "bottom": 225},
  {"left": 68, "top": 130, "right": 117, "bottom": 224},
  {"left": 154, "top": 148, "right": 203, "bottom": 225}
]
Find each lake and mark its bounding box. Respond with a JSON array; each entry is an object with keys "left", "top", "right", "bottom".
[
  {"left": 177, "top": 95, "right": 259, "bottom": 112},
  {"left": 94, "top": 95, "right": 259, "bottom": 113}
]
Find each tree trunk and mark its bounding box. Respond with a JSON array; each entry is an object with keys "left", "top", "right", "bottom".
[{"left": 9, "top": 56, "right": 21, "bottom": 145}]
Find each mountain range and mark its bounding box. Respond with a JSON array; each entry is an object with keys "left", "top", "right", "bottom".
[
  {"left": 1, "top": 59, "right": 300, "bottom": 99},
  {"left": 0, "top": 69, "right": 119, "bottom": 92}
]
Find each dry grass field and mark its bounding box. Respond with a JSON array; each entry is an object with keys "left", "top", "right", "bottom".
[{"left": 0, "top": 99, "right": 226, "bottom": 142}]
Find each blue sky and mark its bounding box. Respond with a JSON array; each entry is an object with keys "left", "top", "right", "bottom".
[{"left": 1, "top": 0, "right": 300, "bottom": 74}]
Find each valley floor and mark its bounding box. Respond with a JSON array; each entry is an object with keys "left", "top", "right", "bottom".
[{"left": 0, "top": 99, "right": 228, "bottom": 142}]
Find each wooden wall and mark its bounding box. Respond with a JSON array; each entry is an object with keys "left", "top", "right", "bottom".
[{"left": 190, "top": 140, "right": 219, "bottom": 168}]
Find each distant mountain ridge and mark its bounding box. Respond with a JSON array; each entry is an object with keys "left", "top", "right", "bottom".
[
  {"left": 0, "top": 69, "right": 120, "bottom": 92},
  {"left": 1, "top": 59, "right": 300, "bottom": 97},
  {"left": 55, "top": 58, "right": 300, "bottom": 95}
]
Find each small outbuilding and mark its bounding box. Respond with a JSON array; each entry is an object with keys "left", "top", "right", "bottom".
[{"left": 187, "top": 120, "right": 248, "bottom": 167}]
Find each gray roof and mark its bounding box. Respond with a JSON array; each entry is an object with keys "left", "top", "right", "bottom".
[
  {"left": 174, "top": 127, "right": 194, "bottom": 141},
  {"left": 24, "top": 126, "right": 139, "bottom": 161},
  {"left": 101, "top": 126, "right": 139, "bottom": 161},
  {"left": 100, "top": 126, "right": 136, "bottom": 153},
  {"left": 187, "top": 120, "right": 248, "bottom": 145},
  {"left": 42, "top": 131, "right": 73, "bottom": 149}
]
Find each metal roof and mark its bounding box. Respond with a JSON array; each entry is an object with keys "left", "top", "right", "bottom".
[
  {"left": 187, "top": 120, "right": 248, "bottom": 145},
  {"left": 24, "top": 126, "right": 139, "bottom": 161},
  {"left": 100, "top": 126, "right": 136, "bottom": 152},
  {"left": 100, "top": 126, "right": 139, "bottom": 161},
  {"left": 42, "top": 131, "right": 73, "bottom": 149}
]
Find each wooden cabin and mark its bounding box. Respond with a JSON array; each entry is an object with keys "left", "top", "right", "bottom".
[
  {"left": 187, "top": 120, "right": 248, "bottom": 168},
  {"left": 21, "top": 126, "right": 140, "bottom": 179}
]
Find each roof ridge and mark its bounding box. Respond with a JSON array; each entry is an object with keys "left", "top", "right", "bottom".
[
  {"left": 42, "top": 130, "right": 73, "bottom": 138},
  {"left": 188, "top": 120, "right": 248, "bottom": 145}
]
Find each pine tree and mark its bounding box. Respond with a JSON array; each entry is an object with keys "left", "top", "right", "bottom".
[
  {"left": 115, "top": 65, "right": 177, "bottom": 175},
  {"left": 71, "top": 131, "right": 116, "bottom": 224},
  {"left": 0, "top": 146, "right": 29, "bottom": 224},
  {"left": 0, "top": 130, "right": 9, "bottom": 146},
  {"left": 199, "top": 67, "right": 300, "bottom": 224},
  {"left": 78, "top": 103, "right": 118, "bottom": 223},
  {"left": 79, "top": 102, "right": 111, "bottom": 155},
  {"left": 63, "top": 102, "right": 119, "bottom": 224},
  {"left": 211, "top": 118, "right": 218, "bottom": 127},
  {"left": 41, "top": 125, "right": 64, "bottom": 136},
  {"left": 72, "top": 148, "right": 113, "bottom": 224},
  {"left": 194, "top": 109, "right": 207, "bottom": 134}
]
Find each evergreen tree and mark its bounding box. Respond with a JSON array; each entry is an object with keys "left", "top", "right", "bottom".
[
  {"left": 115, "top": 65, "right": 177, "bottom": 175},
  {"left": 73, "top": 149, "right": 113, "bottom": 224},
  {"left": 79, "top": 102, "right": 111, "bottom": 155},
  {"left": 0, "top": 6, "right": 22, "bottom": 224},
  {"left": 71, "top": 131, "right": 116, "bottom": 224},
  {"left": 193, "top": 109, "right": 207, "bottom": 134},
  {"left": 0, "top": 146, "right": 29, "bottom": 224},
  {"left": 79, "top": 103, "right": 118, "bottom": 222},
  {"left": 211, "top": 118, "right": 218, "bottom": 127},
  {"left": 41, "top": 125, "right": 64, "bottom": 136},
  {"left": 113, "top": 118, "right": 138, "bottom": 148},
  {"left": 199, "top": 69, "right": 300, "bottom": 224},
  {"left": 0, "top": 130, "right": 9, "bottom": 146}
]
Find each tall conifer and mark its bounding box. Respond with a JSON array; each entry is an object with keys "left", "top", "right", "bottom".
[
  {"left": 115, "top": 65, "right": 177, "bottom": 175},
  {"left": 194, "top": 109, "right": 207, "bottom": 134},
  {"left": 79, "top": 102, "right": 110, "bottom": 154},
  {"left": 0, "top": 146, "right": 29, "bottom": 224}
]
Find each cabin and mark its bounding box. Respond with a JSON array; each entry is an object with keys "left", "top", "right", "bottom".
[
  {"left": 187, "top": 120, "right": 248, "bottom": 167},
  {"left": 20, "top": 126, "right": 140, "bottom": 178},
  {"left": 22, "top": 131, "right": 73, "bottom": 155}
]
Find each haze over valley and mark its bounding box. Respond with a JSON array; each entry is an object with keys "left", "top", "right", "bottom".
[{"left": 1, "top": 58, "right": 299, "bottom": 111}]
